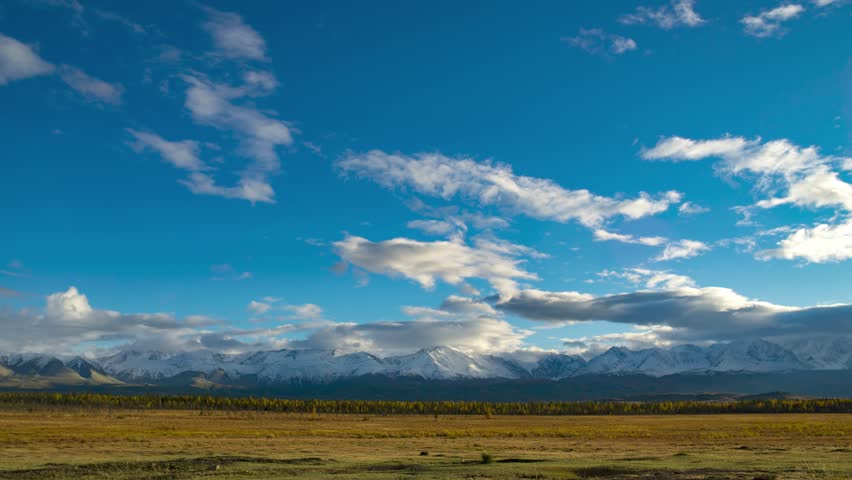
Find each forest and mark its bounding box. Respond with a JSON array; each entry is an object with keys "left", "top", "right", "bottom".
[{"left": 2, "top": 392, "right": 851, "bottom": 415}]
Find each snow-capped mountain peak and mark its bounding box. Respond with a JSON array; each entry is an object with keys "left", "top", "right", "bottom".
[{"left": 6, "top": 337, "right": 849, "bottom": 386}]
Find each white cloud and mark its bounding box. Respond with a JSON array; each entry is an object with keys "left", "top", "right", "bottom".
[
  {"left": 407, "top": 219, "right": 460, "bottom": 236},
  {"left": 58, "top": 65, "right": 123, "bottom": 105},
  {"left": 610, "top": 36, "right": 638, "bottom": 54},
  {"left": 176, "top": 74, "right": 293, "bottom": 203},
  {"left": 285, "top": 303, "right": 323, "bottom": 320},
  {"left": 599, "top": 268, "right": 697, "bottom": 289},
  {"left": 592, "top": 229, "right": 710, "bottom": 262},
  {"left": 678, "top": 201, "right": 710, "bottom": 215},
  {"left": 645, "top": 135, "right": 852, "bottom": 263},
  {"left": 0, "top": 286, "right": 221, "bottom": 354},
  {"left": 0, "top": 288, "right": 525, "bottom": 357},
  {"left": 655, "top": 239, "right": 710, "bottom": 261},
  {"left": 494, "top": 278, "right": 852, "bottom": 346},
  {"left": 202, "top": 7, "right": 267, "bottom": 61},
  {"left": 333, "top": 234, "right": 539, "bottom": 295},
  {"left": 619, "top": 0, "right": 705, "bottom": 29},
  {"left": 593, "top": 229, "right": 668, "bottom": 246},
  {"left": 741, "top": 3, "right": 805, "bottom": 37},
  {"left": 338, "top": 151, "right": 680, "bottom": 228},
  {"left": 563, "top": 325, "right": 676, "bottom": 357},
  {"left": 0, "top": 33, "right": 55, "bottom": 85},
  {"left": 292, "top": 316, "right": 529, "bottom": 356},
  {"left": 247, "top": 300, "right": 271, "bottom": 314},
  {"left": 563, "top": 28, "right": 637, "bottom": 56},
  {"left": 812, "top": 0, "right": 838, "bottom": 5},
  {"left": 755, "top": 167, "right": 852, "bottom": 212},
  {"left": 758, "top": 219, "right": 852, "bottom": 262},
  {"left": 642, "top": 136, "right": 754, "bottom": 162},
  {"left": 127, "top": 129, "right": 206, "bottom": 172}
]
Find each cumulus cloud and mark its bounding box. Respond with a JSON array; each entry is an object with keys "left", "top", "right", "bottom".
[
  {"left": 333, "top": 234, "right": 539, "bottom": 295},
  {"left": 58, "top": 65, "right": 123, "bottom": 105},
  {"left": 0, "top": 288, "right": 527, "bottom": 358},
  {"left": 741, "top": 3, "right": 805, "bottom": 37},
  {"left": 563, "top": 28, "right": 637, "bottom": 56},
  {"left": 202, "top": 7, "right": 267, "bottom": 61},
  {"left": 758, "top": 220, "right": 852, "bottom": 263},
  {"left": 493, "top": 273, "right": 852, "bottom": 345},
  {"left": 644, "top": 135, "right": 852, "bottom": 263},
  {"left": 619, "top": 0, "right": 705, "bottom": 29},
  {"left": 338, "top": 151, "right": 680, "bottom": 228},
  {"left": 0, "top": 287, "right": 221, "bottom": 353},
  {"left": 0, "top": 33, "right": 55, "bottom": 85},
  {"left": 291, "top": 315, "right": 529, "bottom": 356},
  {"left": 562, "top": 325, "right": 677, "bottom": 357}
]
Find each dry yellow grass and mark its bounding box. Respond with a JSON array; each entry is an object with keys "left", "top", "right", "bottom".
[{"left": 0, "top": 409, "right": 849, "bottom": 479}]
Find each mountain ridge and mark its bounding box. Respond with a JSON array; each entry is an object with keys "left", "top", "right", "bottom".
[{"left": 3, "top": 337, "right": 850, "bottom": 387}]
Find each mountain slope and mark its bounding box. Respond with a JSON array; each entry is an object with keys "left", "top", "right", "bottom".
[{"left": 2, "top": 337, "right": 850, "bottom": 389}]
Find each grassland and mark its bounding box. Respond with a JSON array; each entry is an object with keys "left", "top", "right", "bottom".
[{"left": 0, "top": 407, "right": 849, "bottom": 479}]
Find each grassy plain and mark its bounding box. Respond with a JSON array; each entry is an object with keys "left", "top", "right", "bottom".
[{"left": 0, "top": 408, "right": 849, "bottom": 479}]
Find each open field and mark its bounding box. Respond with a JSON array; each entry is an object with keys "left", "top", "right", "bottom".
[{"left": 0, "top": 408, "right": 850, "bottom": 479}]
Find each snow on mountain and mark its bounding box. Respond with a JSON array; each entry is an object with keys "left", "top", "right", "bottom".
[
  {"left": 238, "top": 349, "right": 386, "bottom": 381},
  {"left": 531, "top": 354, "right": 587, "bottom": 379},
  {"left": 13, "top": 336, "right": 843, "bottom": 385},
  {"left": 575, "top": 340, "right": 810, "bottom": 376},
  {"left": 776, "top": 336, "right": 852, "bottom": 370},
  {"left": 0, "top": 354, "right": 68, "bottom": 376},
  {"left": 383, "top": 346, "right": 527, "bottom": 379},
  {"left": 706, "top": 339, "right": 809, "bottom": 372},
  {"left": 97, "top": 348, "right": 387, "bottom": 382}
]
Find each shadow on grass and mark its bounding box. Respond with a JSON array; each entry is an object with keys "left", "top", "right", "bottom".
[{"left": 0, "top": 456, "right": 328, "bottom": 480}]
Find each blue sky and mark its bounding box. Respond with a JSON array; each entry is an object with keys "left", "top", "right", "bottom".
[{"left": 1, "top": 0, "right": 851, "bottom": 357}]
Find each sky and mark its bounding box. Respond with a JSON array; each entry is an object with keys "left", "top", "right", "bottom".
[{"left": 1, "top": 0, "right": 851, "bottom": 358}]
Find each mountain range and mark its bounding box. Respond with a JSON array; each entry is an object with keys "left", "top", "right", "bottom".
[{"left": 2, "top": 337, "right": 851, "bottom": 391}]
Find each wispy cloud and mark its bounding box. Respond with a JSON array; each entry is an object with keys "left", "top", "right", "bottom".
[
  {"left": 593, "top": 229, "right": 668, "bottom": 247},
  {"left": 127, "top": 129, "right": 207, "bottom": 172},
  {"left": 202, "top": 6, "right": 267, "bottom": 61},
  {"left": 0, "top": 33, "right": 55, "bottom": 85},
  {"left": 655, "top": 239, "right": 711, "bottom": 261},
  {"left": 563, "top": 28, "right": 637, "bottom": 56},
  {"left": 338, "top": 151, "right": 680, "bottom": 228},
  {"left": 619, "top": 0, "right": 705, "bottom": 29},
  {"left": 645, "top": 135, "right": 852, "bottom": 262},
  {"left": 58, "top": 65, "right": 123, "bottom": 105},
  {"left": 741, "top": 3, "right": 805, "bottom": 37},
  {"left": 178, "top": 73, "right": 293, "bottom": 204}
]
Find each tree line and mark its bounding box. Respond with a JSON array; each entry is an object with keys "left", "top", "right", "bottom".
[{"left": 0, "top": 392, "right": 850, "bottom": 415}]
